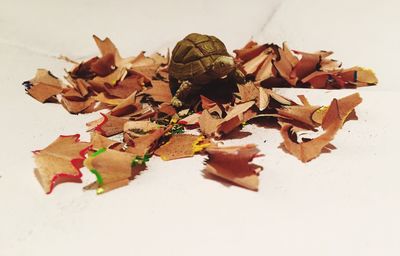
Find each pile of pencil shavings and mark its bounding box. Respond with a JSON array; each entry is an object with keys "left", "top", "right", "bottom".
[{"left": 25, "top": 35, "right": 377, "bottom": 195}]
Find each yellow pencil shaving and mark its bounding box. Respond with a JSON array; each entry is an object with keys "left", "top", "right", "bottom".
[
  {"left": 169, "top": 118, "right": 178, "bottom": 124},
  {"left": 356, "top": 67, "right": 378, "bottom": 84},
  {"left": 192, "top": 136, "right": 210, "bottom": 153},
  {"left": 96, "top": 187, "right": 105, "bottom": 195},
  {"left": 316, "top": 105, "right": 328, "bottom": 114}
]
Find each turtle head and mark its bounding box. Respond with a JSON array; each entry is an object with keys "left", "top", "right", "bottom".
[{"left": 211, "top": 56, "right": 235, "bottom": 78}]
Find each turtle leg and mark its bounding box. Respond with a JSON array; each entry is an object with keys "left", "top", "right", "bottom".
[
  {"left": 169, "top": 75, "right": 180, "bottom": 95},
  {"left": 171, "top": 80, "right": 194, "bottom": 108}
]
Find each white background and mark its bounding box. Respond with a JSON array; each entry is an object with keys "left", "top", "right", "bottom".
[{"left": 1, "top": 0, "right": 399, "bottom": 255}]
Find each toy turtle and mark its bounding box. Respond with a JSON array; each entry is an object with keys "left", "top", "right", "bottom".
[{"left": 169, "top": 33, "right": 245, "bottom": 107}]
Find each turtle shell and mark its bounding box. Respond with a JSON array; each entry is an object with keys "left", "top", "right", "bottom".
[{"left": 169, "top": 33, "right": 230, "bottom": 81}]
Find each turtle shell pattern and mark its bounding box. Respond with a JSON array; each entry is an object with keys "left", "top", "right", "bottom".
[{"left": 169, "top": 33, "right": 230, "bottom": 81}]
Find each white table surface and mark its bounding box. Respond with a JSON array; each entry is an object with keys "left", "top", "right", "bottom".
[{"left": 1, "top": 0, "right": 399, "bottom": 255}]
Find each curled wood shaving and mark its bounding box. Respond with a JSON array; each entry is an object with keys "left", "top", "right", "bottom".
[
  {"left": 139, "top": 80, "right": 172, "bottom": 103},
  {"left": 279, "top": 93, "right": 361, "bottom": 162},
  {"left": 33, "top": 135, "right": 90, "bottom": 193},
  {"left": 24, "top": 69, "right": 64, "bottom": 103},
  {"left": 88, "top": 113, "right": 129, "bottom": 137},
  {"left": 124, "top": 127, "right": 166, "bottom": 156},
  {"left": 25, "top": 35, "right": 377, "bottom": 194},
  {"left": 234, "top": 41, "right": 377, "bottom": 89},
  {"left": 154, "top": 134, "right": 210, "bottom": 160},
  {"left": 204, "top": 144, "right": 262, "bottom": 191},
  {"left": 199, "top": 101, "right": 255, "bottom": 138},
  {"left": 83, "top": 148, "right": 145, "bottom": 194}
]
